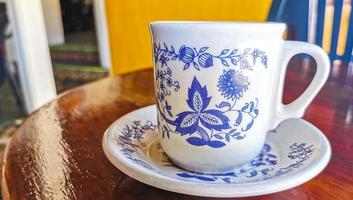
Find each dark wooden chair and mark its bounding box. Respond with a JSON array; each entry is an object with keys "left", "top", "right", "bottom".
[{"left": 269, "top": 0, "right": 353, "bottom": 63}]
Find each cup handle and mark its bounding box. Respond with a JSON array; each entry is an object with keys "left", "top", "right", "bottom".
[{"left": 271, "top": 41, "right": 331, "bottom": 129}]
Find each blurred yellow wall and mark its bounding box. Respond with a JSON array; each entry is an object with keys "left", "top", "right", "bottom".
[{"left": 105, "top": 0, "right": 272, "bottom": 75}]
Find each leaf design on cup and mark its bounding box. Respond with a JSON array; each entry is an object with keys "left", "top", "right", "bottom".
[{"left": 175, "top": 77, "right": 230, "bottom": 147}]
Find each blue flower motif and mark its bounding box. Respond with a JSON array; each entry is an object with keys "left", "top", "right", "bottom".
[
  {"left": 261, "top": 56, "right": 268, "bottom": 67},
  {"left": 198, "top": 53, "right": 213, "bottom": 68},
  {"left": 166, "top": 78, "right": 173, "bottom": 87},
  {"left": 175, "top": 77, "right": 230, "bottom": 136},
  {"left": 159, "top": 55, "right": 169, "bottom": 67},
  {"left": 240, "top": 59, "right": 251, "bottom": 70},
  {"left": 251, "top": 49, "right": 260, "bottom": 59},
  {"left": 166, "top": 67, "right": 172, "bottom": 75},
  {"left": 155, "top": 67, "right": 180, "bottom": 101},
  {"left": 178, "top": 46, "right": 195, "bottom": 64},
  {"left": 218, "top": 70, "right": 249, "bottom": 100},
  {"left": 118, "top": 120, "right": 157, "bottom": 170}
]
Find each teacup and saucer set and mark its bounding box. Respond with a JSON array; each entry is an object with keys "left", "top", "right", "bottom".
[{"left": 102, "top": 22, "right": 331, "bottom": 197}]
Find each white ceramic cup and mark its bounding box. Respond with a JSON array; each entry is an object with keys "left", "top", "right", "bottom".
[{"left": 150, "top": 21, "right": 330, "bottom": 173}]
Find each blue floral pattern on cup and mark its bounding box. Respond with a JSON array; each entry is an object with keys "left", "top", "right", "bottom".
[
  {"left": 154, "top": 43, "right": 267, "bottom": 148},
  {"left": 155, "top": 67, "right": 180, "bottom": 102},
  {"left": 157, "top": 76, "right": 259, "bottom": 148},
  {"left": 116, "top": 120, "right": 315, "bottom": 184},
  {"left": 153, "top": 43, "right": 268, "bottom": 70},
  {"left": 218, "top": 70, "right": 249, "bottom": 100}
]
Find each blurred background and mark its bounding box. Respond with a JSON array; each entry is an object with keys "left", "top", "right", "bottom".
[{"left": 0, "top": 0, "right": 352, "bottom": 148}]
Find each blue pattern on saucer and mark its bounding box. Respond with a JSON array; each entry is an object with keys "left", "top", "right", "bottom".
[{"left": 116, "top": 120, "right": 315, "bottom": 184}]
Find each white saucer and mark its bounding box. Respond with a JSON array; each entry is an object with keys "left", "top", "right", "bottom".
[{"left": 102, "top": 105, "right": 331, "bottom": 197}]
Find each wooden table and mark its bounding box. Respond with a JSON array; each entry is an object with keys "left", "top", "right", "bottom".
[{"left": 2, "top": 64, "right": 353, "bottom": 199}]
